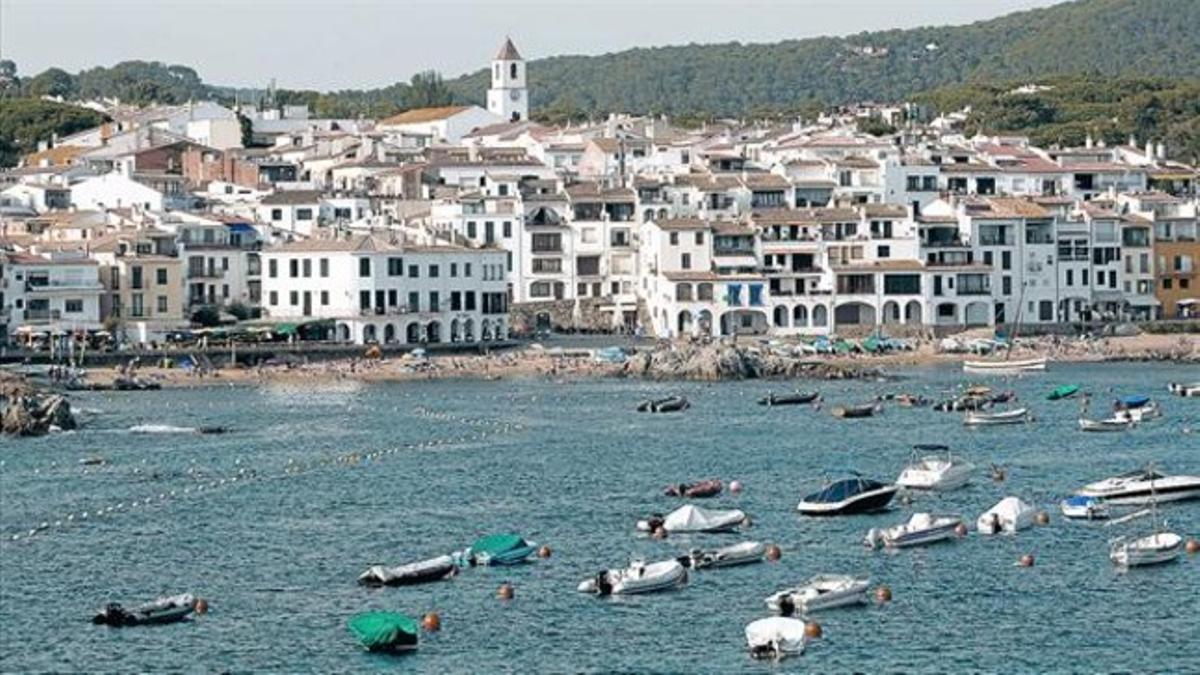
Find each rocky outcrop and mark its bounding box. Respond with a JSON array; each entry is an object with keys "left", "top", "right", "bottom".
[
  {"left": 622, "top": 342, "right": 883, "bottom": 381},
  {"left": 1, "top": 373, "right": 77, "bottom": 436}
]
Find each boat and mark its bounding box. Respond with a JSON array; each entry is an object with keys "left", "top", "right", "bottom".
[
  {"left": 1047, "top": 384, "right": 1080, "bottom": 401},
  {"left": 1111, "top": 532, "right": 1184, "bottom": 567},
  {"left": 1168, "top": 382, "right": 1200, "bottom": 397},
  {"left": 765, "top": 575, "right": 869, "bottom": 615},
  {"left": 745, "top": 617, "right": 808, "bottom": 660},
  {"left": 832, "top": 403, "right": 881, "bottom": 419},
  {"left": 464, "top": 534, "right": 538, "bottom": 566},
  {"left": 976, "top": 496, "right": 1036, "bottom": 534},
  {"left": 664, "top": 479, "right": 723, "bottom": 498},
  {"left": 1060, "top": 495, "right": 1109, "bottom": 520},
  {"left": 864, "top": 512, "right": 963, "bottom": 549},
  {"left": 637, "top": 396, "right": 690, "bottom": 413},
  {"left": 1115, "top": 394, "right": 1151, "bottom": 409},
  {"left": 684, "top": 541, "right": 765, "bottom": 569},
  {"left": 636, "top": 505, "right": 747, "bottom": 533},
  {"left": 889, "top": 393, "right": 932, "bottom": 408},
  {"left": 347, "top": 612, "right": 419, "bottom": 653},
  {"left": 895, "top": 446, "right": 974, "bottom": 491},
  {"left": 92, "top": 593, "right": 197, "bottom": 627},
  {"left": 796, "top": 474, "right": 898, "bottom": 516},
  {"left": 758, "top": 391, "right": 819, "bottom": 406},
  {"left": 357, "top": 555, "right": 458, "bottom": 586},
  {"left": 1075, "top": 467, "right": 1200, "bottom": 505},
  {"left": 1078, "top": 417, "right": 1134, "bottom": 432},
  {"left": 962, "top": 357, "right": 1047, "bottom": 375},
  {"left": 577, "top": 559, "right": 688, "bottom": 595},
  {"left": 1115, "top": 400, "right": 1161, "bottom": 423},
  {"left": 963, "top": 408, "right": 1031, "bottom": 426},
  {"left": 113, "top": 377, "right": 163, "bottom": 391}
]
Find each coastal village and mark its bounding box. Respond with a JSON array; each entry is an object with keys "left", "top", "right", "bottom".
[{"left": 0, "top": 38, "right": 1197, "bottom": 354}]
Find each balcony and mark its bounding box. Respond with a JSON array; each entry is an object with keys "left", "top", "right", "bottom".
[
  {"left": 188, "top": 268, "right": 226, "bottom": 279},
  {"left": 25, "top": 280, "right": 105, "bottom": 292},
  {"left": 23, "top": 309, "right": 61, "bottom": 321}
]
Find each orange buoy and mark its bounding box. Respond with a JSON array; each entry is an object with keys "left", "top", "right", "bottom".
[
  {"left": 954, "top": 523, "right": 968, "bottom": 537},
  {"left": 874, "top": 585, "right": 892, "bottom": 603},
  {"left": 422, "top": 612, "right": 441, "bottom": 632},
  {"left": 652, "top": 526, "right": 668, "bottom": 540},
  {"left": 1035, "top": 511, "right": 1050, "bottom": 526},
  {"left": 537, "top": 545, "right": 552, "bottom": 559},
  {"left": 1018, "top": 554, "right": 1035, "bottom": 568},
  {"left": 194, "top": 598, "right": 209, "bottom": 615},
  {"left": 729, "top": 480, "right": 743, "bottom": 494},
  {"left": 765, "top": 544, "right": 782, "bottom": 562},
  {"left": 804, "top": 621, "right": 823, "bottom": 639},
  {"left": 1185, "top": 538, "right": 1199, "bottom": 554},
  {"left": 497, "top": 582, "right": 514, "bottom": 600}
]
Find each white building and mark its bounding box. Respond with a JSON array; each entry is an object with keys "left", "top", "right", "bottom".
[
  {"left": 70, "top": 172, "right": 167, "bottom": 212},
  {"left": 377, "top": 106, "right": 501, "bottom": 145},
  {"left": 1, "top": 251, "right": 105, "bottom": 340},
  {"left": 487, "top": 38, "right": 529, "bottom": 123},
  {"left": 260, "top": 234, "right": 509, "bottom": 345}
]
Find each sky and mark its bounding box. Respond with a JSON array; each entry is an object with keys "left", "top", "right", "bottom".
[{"left": 1, "top": 0, "right": 1065, "bottom": 91}]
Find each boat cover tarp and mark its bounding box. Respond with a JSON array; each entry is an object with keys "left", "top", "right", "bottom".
[
  {"left": 745, "top": 617, "right": 807, "bottom": 653},
  {"left": 1048, "top": 384, "right": 1079, "bottom": 399},
  {"left": 664, "top": 504, "right": 744, "bottom": 531},
  {"left": 1118, "top": 395, "right": 1150, "bottom": 408},
  {"left": 977, "top": 496, "right": 1035, "bottom": 532},
  {"left": 469, "top": 534, "right": 529, "bottom": 557},
  {"left": 347, "top": 612, "right": 418, "bottom": 650}
]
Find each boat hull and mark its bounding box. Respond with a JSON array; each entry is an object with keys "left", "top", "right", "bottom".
[
  {"left": 797, "top": 485, "right": 898, "bottom": 516},
  {"left": 1111, "top": 534, "right": 1183, "bottom": 567},
  {"left": 963, "top": 358, "right": 1047, "bottom": 375}
]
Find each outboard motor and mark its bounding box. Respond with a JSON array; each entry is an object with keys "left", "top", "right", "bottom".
[
  {"left": 777, "top": 595, "right": 796, "bottom": 618},
  {"left": 864, "top": 528, "right": 881, "bottom": 550},
  {"left": 595, "top": 571, "right": 613, "bottom": 596}
]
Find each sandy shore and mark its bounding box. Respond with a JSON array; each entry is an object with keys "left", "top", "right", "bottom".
[{"left": 74, "top": 332, "right": 1199, "bottom": 389}]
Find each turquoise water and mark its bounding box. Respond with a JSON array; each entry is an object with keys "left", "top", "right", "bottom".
[{"left": 1, "top": 363, "right": 1198, "bottom": 672}]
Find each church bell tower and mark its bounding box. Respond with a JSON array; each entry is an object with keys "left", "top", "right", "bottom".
[{"left": 487, "top": 37, "right": 528, "bottom": 122}]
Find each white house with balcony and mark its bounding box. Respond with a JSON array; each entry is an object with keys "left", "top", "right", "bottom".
[{"left": 1, "top": 251, "right": 104, "bottom": 340}]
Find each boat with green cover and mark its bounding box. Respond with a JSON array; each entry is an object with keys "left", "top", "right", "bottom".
[
  {"left": 1047, "top": 384, "right": 1081, "bottom": 401},
  {"left": 347, "top": 612, "right": 418, "bottom": 653},
  {"left": 465, "top": 533, "right": 538, "bottom": 566}
]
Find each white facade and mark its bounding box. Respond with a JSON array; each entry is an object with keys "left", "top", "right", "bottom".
[
  {"left": 1, "top": 252, "right": 105, "bottom": 338},
  {"left": 70, "top": 172, "right": 165, "bottom": 212},
  {"left": 487, "top": 38, "right": 529, "bottom": 123}
]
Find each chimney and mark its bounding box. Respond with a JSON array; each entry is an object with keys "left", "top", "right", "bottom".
[
  {"left": 1156, "top": 142, "right": 1165, "bottom": 160},
  {"left": 1145, "top": 141, "right": 1154, "bottom": 158}
]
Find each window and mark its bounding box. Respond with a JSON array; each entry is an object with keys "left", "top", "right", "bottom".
[
  {"left": 157, "top": 296, "right": 168, "bottom": 313},
  {"left": 465, "top": 292, "right": 476, "bottom": 311},
  {"left": 271, "top": 208, "right": 282, "bottom": 221},
  {"left": 884, "top": 274, "right": 920, "bottom": 295},
  {"left": 408, "top": 291, "right": 420, "bottom": 311},
  {"left": 1001, "top": 251, "right": 1012, "bottom": 270},
  {"left": 296, "top": 208, "right": 313, "bottom": 221},
  {"left": 429, "top": 291, "right": 439, "bottom": 312},
  {"left": 530, "top": 281, "right": 553, "bottom": 298},
  {"left": 269, "top": 291, "right": 278, "bottom": 306},
  {"left": 531, "top": 233, "right": 561, "bottom": 253},
  {"left": 510, "top": 62, "right": 517, "bottom": 79},
  {"left": 576, "top": 256, "right": 600, "bottom": 276},
  {"left": 302, "top": 259, "right": 311, "bottom": 278},
  {"left": 485, "top": 222, "right": 495, "bottom": 244},
  {"left": 450, "top": 263, "right": 458, "bottom": 277},
  {"left": 359, "top": 290, "right": 370, "bottom": 310},
  {"left": 289, "top": 291, "right": 299, "bottom": 306},
  {"left": 451, "top": 291, "right": 462, "bottom": 311},
  {"left": 1066, "top": 269, "right": 1074, "bottom": 286},
  {"left": 877, "top": 245, "right": 891, "bottom": 259},
  {"left": 1163, "top": 278, "right": 1173, "bottom": 290},
  {"left": 130, "top": 294, "right": 144, "bottom": 317},
  {"left": 464, "top": 263, "right": 472, "bottom": 277},
  {"left": 695, "top": 232, "right": 704, "bottom": 245},
  {"left": 467, "top": 222, "right": 477, "bottom": 239},
  {"left": 131, "top": 266, "right": 143, "bottom": 290},
  {"left": 387, "top": 289, "right": 397, "bottom": 307},
  {"left": 1182, "top": 278, "right": 1191, "bottom": 290},
  {"left": 408, "top": 264, "right": 419, "bottom": 278},
  {"left": 1002, "top": 276, "right": 1012, "bottom": 295},
  {"left": 429, "top": 264, "right": 439, "bottom": 278},
  {"left": 670, "top": 232, "right": 679, "bottom": 245},
  {"left": 153, "top": 268, "right": 166, "bottom": 285},
  {"left": 681, "top": 253, "right": 692, "bottom": 270},
  {"left": 359, "top": 258, "right": 371, "bottom": 277},
  {"left": 983, "top": 251, "right": 993, "bottom": 266},
  {"left": 268, "top": 259, "right": 278, "bottom": 278},
  {"left": 65, "top": 299, "right": 83, "bottom": 313},
  {"left": 221, "top": 257, "right": 229, "bottom": 271},
  {"left": 503, "top": 221, "right": 512, "bottom": 238},
  {"left": 289, "top": 259, "right": 299, "bottom": 278},
  {"left": 532, "top": 258, "right": 562, "bottom": 273},
  {"left": 320, "top": 258, "right": 329, "bottom": 277},
  {"left": 320, "top": 290, "right": 329, "bottom": 306}
]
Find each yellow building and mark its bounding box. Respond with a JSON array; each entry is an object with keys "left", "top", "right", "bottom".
[{"left": 91, "top": 228, "right": 187, "bottom": 340}]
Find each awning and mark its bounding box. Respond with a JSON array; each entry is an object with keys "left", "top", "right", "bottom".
[{"left": 228, "top": 223, "right": 257, "bottom": 233}]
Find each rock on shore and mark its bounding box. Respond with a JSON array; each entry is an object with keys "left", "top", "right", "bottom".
[
  {"left": 1, "top": 373, "right": 77, "bottom": 436},
  {"left": 622, "top": 342, "right": 882, "bottom": 381}
]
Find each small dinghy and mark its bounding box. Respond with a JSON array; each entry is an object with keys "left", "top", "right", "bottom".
[
  {"left": 745, "top": 617, "right": 808, "bottom": 659},
  {"left": 1110, "top": 532, "right": 1183, "bottom": 568},
  {"left": 962, "top": 357, "right": 1047, "bottom": 375},
  {"left": 865, "top": 513, "right": 963, "bottom": 549},
  {"left": 1168, "top": 382, "right": 1200, "bottom": 397},
  {"left": 464, "top": 534, "right": 538, "bottom": 566},
  {"left": 637, "top": 504, "right": 747, "bottom": 533},
  {"left": 577, "top": 559, "right": 688, "bottom": 595},
  {"left": 347, "top": 612, "right": 419, "bottom": 653},
  {"left": 358, "top": 555, "right": 458, "bottom": 586},
  {"left": 1078, "top": 416, "right": 1134, "bottom": 432},
  {"left": 1060, "top": 495, "right": 1109, "bottom": 520},
  {"left": 684, "top": 541, "right": 765, "bottom": 569},
  {"left": 758, "top": 391, "right": 819, "bottom": 407},
  {"left": 1047, "top": 384, "right": 1080, "bottom": 400},
  {"left": 832, "top": 403, "right": 881, "bottom": 419},
  {"left": 963, "top": 408, "right": 1031, "bottom": 426},
  {"left": 664, "top": 479, "right": 723, "bottom": 498},
  {"left": 92, "top": 593, "right": 197, "bottom": 627},
  {"left": 765, "top": 574, "right": 869, "bottom": 615},
  {"left": 976, "top": 496, "right": 1036, "bottom": 534},
  {"left": 637, "top": 396, "right": 690, "bottom": 413}
]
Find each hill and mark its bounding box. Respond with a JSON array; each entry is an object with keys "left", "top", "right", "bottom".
[{"left": 0, "top": 99, "right": 108, "bottom": 167}]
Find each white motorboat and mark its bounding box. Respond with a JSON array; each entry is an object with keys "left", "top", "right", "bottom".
[
  {"left": 1115, "top": 401, "right": 1162, "bottom": 423},
  {"left": 745, "top": 617, "right": 808, "bottom": 660},
  {"left": 963, "top": 408, "right": 1032, "bottom": 426},
  {"left": 962, "top": 357, "right": 1047, "bottom": 375},
  {"left": 1078, "top": 417, "right": 1135, "bottom": 432},
  {"left": 686, "top": 541, "right": 765, "bottom": 569},
  {"left": 976, "top": 496, "right": 1037, "bottom": 534},
  {"left": 1110, "top": 532, "right": 1184, "bottom": 567},
  {"left": 895, "top": 447, "right": 974, "bottom": 491},
  {"left": 765, "top": 575, "right": 869, "bottom": 615},
  {"left": 864, "top": 512, "right": 963, "bottom": 549},
  {"left": 577, "top": 559, "right": 688, "bottom": 595},
  {"left": 636, "top": 504, "right": 747, "bottom": 533},
  {"left": 1075, "top": 467, "right": 1200, "bottom": 505},
  {"left": 1060, "top": 495, "right": 1109, "bottom": 520},
  {"left": 1168, "top": 382, "right": 1200, "bottom": 397}
]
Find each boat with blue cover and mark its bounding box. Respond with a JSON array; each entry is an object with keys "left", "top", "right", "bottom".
[
  {"left": 1060, "top": 495, "right": 1109, "bottom": 520},
  {"left": 797, "top": 473, "right": 898, "bottom": 516}
]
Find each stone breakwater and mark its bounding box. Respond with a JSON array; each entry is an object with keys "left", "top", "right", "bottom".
[
  {"left": 622, "top": 343, "right": 883, "bottom": 381},
  {"left": 1, "top": 372, "right": 76, "bottom": 436}
]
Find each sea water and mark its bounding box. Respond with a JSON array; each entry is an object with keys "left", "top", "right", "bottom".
[{"left": 1, "top": 362, "right": 1197, "bottom": 672}]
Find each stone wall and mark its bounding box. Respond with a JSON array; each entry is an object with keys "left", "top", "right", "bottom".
[{"left": 509, "top": 298, "right": 620, "bottom": 334}]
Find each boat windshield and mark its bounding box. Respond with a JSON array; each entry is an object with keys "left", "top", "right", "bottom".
[
  {"left": 1116, "top": 469, "right": 1164, "bottom": 481},
  {"left": 811, "top": 477, "right": 881, "bottom": 502}
]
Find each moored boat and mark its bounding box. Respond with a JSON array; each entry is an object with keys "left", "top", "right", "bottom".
[
  {"left": 1110, "top": 532, "right": 1184, "bottom": 567},
  {"left": 1167, "top": 382, "right": 1200, "bottom": 397},
  {"left": 577, "top": 559, "right": 688, "bottom": 595},
  {"left": 895, "top": 446, "right": 974, "bottom": 491},
  {"left": 347, "top": 612, "right": 419, "bottom": 653},
  {"left": 664, "top": 479, "right": 723, "bottom": 498},
  {"left": 636, "top": 396, "right": 691, "bottom": 413},
  {"left": 962, "top": 357, "right": 1047, "bottom": 375},
  {"left": 684, "top": 541, "right": 765, "bottom": 569},
  {"left": 963, "top": 408, "right": 1031, "bottom": 426},
  {"left": 765, "top": 574, "right": 869, "bottom": 615},
  {"left": 92, "top": 593, "right": 197, "bottom": 627},
  {"left": 797, "top": 474, "right": 898, "bottom": 516},
  {"left": 464, "top": 534, "right": 538, "bottom": 566},
  {"left": 637, "top": 504, "right": 747, "bottom": 533},
  {"left": 1078, "top": 417, "right": 1134, "bottom": 432},
  {"left": 758, "top": 391, "right": 819, "bottom": 406},
  {"left": 745, "top": 617, "right": 808, "bottom": 660},
  {"left": 1047, "top": 384, "right": 1080, "bottom": 400},
  {"left": 1075, "top": 467, "right": 1200, "bottom": 505},
  {"left": 358, "top": 555, "right": 458, "bottom": 586},
  {"left": 832, "top": 402, "right": 881, "bottom": 419},
  {"left": 864, "top": 512, "right": 963, "bottom": 549},
  {"left": 976, "top": 496, "right": 1036, "bottom": 534},
  {"left": 1060, "top": 495, "right": 1109, "bottom": 520}
]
